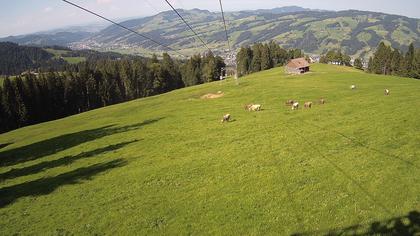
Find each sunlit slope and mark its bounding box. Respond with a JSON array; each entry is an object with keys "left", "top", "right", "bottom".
[{"left": 0, "top": 64, "right": 419, "bottom": 235}]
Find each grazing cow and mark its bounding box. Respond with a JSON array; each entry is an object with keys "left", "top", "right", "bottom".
[
  {"left": 249, "top": 104, "right": 262, "bottom": 111},
  {"left": 292, "top": 102, "right": 299, "bottom": 110},
  {"left": 304, "top": 102, "right": 313, "bottom": 108},
  {"left": 221, "top": 114, "right": 231, "bottom": 123},
  {"left": 319, "top": 98, "right": 326, "bottom": 104},
  {"left": 385, "top": 89, "right": 390, "bottom": 96},
  {"left": 285, "top": 100, "right": 295, "bottom": 106},
  {"left": 351, "top": 85, "right": 356, "bottom": 90},
  {"left": 245, "top": 104, "right": 262, "bottom": 111}
]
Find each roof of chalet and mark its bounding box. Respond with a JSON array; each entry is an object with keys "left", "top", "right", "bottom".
[{"left": 286, "top": 58, "right": 310, "bottom": 69}]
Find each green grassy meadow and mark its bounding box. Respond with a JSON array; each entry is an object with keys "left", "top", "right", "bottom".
[
  {"left": 0, "top": 64, "right": 419, "bottom": 235},
  {"left": 45, "top": 48, "right": 86, "bottom": 64},
  {"left": 62, "top": 56, "right": 86, "bottom": 64}
]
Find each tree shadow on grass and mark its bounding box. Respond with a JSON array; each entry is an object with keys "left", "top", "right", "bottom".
[
  {"left": 0, "top": 140, "right": 139, "bottom": 181},
  {"left": 292, "top": 210, "right": 420, "bottom": 236},
  {"left": 0, "top": 159, "right": 127, "bottom": 208},
  {"left": 0, "top": 143, "right": 12, "bottom": 150},
  {"left": 0, "top": 118, "right": 164, "bottom": 167}
]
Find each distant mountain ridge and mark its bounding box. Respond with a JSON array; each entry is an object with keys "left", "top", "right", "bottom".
[
  {"left": 0, "top": 32, "right": 94, "bottom": 47},
  {"left": 1, "top": 6, "right": 419, "bottom": 58}
]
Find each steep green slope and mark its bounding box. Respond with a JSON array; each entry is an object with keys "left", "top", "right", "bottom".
[
  {"left": 0, "top": 64, "right": 419, "bottom": 234},
  {"left": 84, "top": 9, "right": 420, "bottom": 58}
]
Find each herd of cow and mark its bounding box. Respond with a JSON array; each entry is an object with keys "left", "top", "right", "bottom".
[{"left": 220, "top": 86, "right": 391, "bottom": 123}]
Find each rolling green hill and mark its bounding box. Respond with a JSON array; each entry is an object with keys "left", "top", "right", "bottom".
[
  {"left": 83, "top": 8, "right": 420, "bottom": 58},
  {"left": 0, "top": 64, "right": 419, "bottom": 234}
]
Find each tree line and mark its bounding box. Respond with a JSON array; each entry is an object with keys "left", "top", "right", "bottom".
[
  {"left": 319, "top": 50, "right": 352, "bottom": 66},
  {"left": 368, "top": 42, "right": 420, "bottom": 79},
  {"left": 0, "top": 42, "right": 67, "bottom": 75},
  {"left": 236, "top": 41, "right": 303, "bottom": 77},
  {"left": 0, "top": 42, "right": 147, "bottom": 76},
  {"left": 0, "top": 52, "right": 224, "bottom": 133}
]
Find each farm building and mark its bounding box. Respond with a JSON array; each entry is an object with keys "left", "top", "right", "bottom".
[{"left": 286, "top": 58, "right": 310, "bottom": 74}]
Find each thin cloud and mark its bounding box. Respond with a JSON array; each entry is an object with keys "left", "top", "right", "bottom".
[
  {"left": 44, "top": 7, "right": 53, "bottom": 13},
  {"left": 97, "top": 0, "right": 113, "bottom": 4}
]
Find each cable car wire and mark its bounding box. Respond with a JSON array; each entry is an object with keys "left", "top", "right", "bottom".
[
  {"left": 163, "top": 0, "right": 212, "bottom": 52},
  {"left": 61, "top": 0, "right": 188, "bottom": 58},
  {"left": 218, "top": 0, "right": 231, "bottom": 52}
]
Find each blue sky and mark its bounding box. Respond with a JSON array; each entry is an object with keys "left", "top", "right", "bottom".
[{"left": 1, "top": 0, "right": 420, "bottom": 37}]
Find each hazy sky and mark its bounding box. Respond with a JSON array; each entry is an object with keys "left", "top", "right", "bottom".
[{"left": 1, "top": 0, "right": 420, "bottom": 37}]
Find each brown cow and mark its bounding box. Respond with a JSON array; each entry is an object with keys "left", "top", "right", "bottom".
[
  {"left": 285, "top": 100, "right": 295, "bottom": 106},
  {"left": 304, "top": 102, "right": 313, "bottom": 108}
]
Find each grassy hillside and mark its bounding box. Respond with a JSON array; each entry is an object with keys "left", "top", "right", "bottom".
[
  {"left": 84, "top": 9, "right": 420, "bottom": 58},
  {"left": 0, "top": 64, "right": 419, "bottom": 235},
  {"left": 45, "top": 48, "right": 86, "bottom": 64}
]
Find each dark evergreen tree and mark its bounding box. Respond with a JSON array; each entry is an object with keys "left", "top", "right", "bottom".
[
  {"left": 412, "top": 49, "right": 420, "bottom": 79},
  {"left": 289, "top": 49, "right": 303, "bottom": 59},
  {"left": 260, "top": 44, "right": 272, "bottom": 70},
  {"left": 251, "top": 43, "right": 262, "bottom": 72},
  {"left": 23, "top": 74, "right": 41, "bottom": 124},
  {"left": 0, "top": 87, "right": 5, "bottom": 133},
  {"left": 236, "top": 46, "right": 253, "bottom": 77},
  {"left": 161, "top": 53, "right": 184, "bottom": 89},
  {"left": 354, "top": 58, "right": 363, "bottom": 70},
  {"left": 202, "top": 53, "right": 217, "bottom": 83},
  {"left": 371, "top": 42, "right": 392, "bottom": 74},
  {"left": 268, "top": 41, "right": 287, "bottom": 66},
  {"left": 2, "top": 78, "right": 19, "bottom": 130},
  {"left": 182, "top": 54, "right": 202, "bottom": 86},
  {"left": 390, "top": 50, "right": 402, "bottom": 75},
  {"left": 405, "top": 43, "right": 415, "bottom": 77},
  {"left": 368, "top": 57, "right": 373, "bottom": 73},
  {"left": 14, "top": 77, "right": 28, "bottom": 126}
]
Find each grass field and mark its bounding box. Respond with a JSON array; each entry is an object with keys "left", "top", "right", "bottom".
[
  {"left": 45, "top": 48, "right": 86, "bottom": 64},
  {"left": 0, "top": 64, "right": 419, "bottom": 235},
  {"left": 62, "top": 56, "right": 86, "bottom": 64}
]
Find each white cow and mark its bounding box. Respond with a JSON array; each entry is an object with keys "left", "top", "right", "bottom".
[
  {"left": 221, "top": 114, "right": 231, "bottom": 123},
  {"left": 292, "top": 102, "right": 299, "bottom": 110},
  {"left": 245, "top": 104, "right": 262, "bottom": 111},
  {"left": 384, "top": 89, "right": 390, "bottom": 95},
  {"left": 249, "top": 104, "right": 262, "bottom": 111},
  {"left": 351, "top": 85, "right": 356, "bottom": 90}
]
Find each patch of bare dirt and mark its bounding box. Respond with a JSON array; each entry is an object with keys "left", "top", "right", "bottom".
[{"left": 200, "top": 91, "right": 224, "bottom": 99}]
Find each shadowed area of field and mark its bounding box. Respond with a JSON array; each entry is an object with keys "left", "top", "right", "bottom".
[
  {"left": 0, "top": 118, "right": 163, "bottom": 167},
  {"left": 292, "top": 210, "right": 420, "bottom": 236},
  {"left": 0, "top": 159, "right": 127, "bottom": 207},
  {"left": 0, "top": 143, "right": 12, "bottom": 150},
  {"left": 0, "top": 140, "right": 138, "bottom": 181}
]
